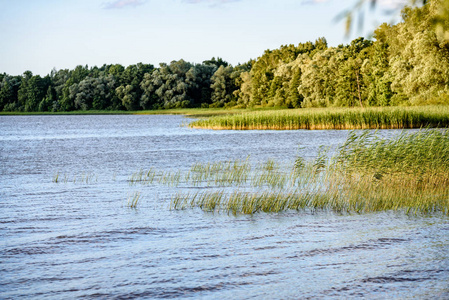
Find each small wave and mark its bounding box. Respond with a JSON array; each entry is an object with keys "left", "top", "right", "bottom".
[
  {"left": 362, "top": 276, "right": 430, "bottom": 283},
  {"left": 2, "top": 246, "right": 53, "bottom": 256},
  {"left": 300, "top": 237, "right": 410, "bottom": 257}
]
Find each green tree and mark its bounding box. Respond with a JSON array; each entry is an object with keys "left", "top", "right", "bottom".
[
  {"left": 0, "top": 75, "right": 20, "bottom": 111},
  {"left": 210, "top": 65, "right": 235, "bottom": 107},
  {"left": 39, "top": 86, "right": 56, "bottom": 112},
  {"left": 203, "top": 57, "right": 229, "bottom": 68},
  {"left": 60, "top": 65, "right": 89, "bottom": 111},
  {"left": 116, "top": 84, "right": 138, "bottom": 110}
]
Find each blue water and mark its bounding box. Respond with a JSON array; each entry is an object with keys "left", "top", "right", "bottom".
[{"left": 1, "top": 115, "right": 448, "bottom": 299}]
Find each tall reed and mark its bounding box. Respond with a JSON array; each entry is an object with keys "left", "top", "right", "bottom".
[
  {"left": 170, "top": 129, "right": 449, "bottom": 215},
  {"left": 189, "top": 106, "right": 449, "bottom": 130},
  {"left": 127, "top": 191, "right": 141, "bottom": 208}
]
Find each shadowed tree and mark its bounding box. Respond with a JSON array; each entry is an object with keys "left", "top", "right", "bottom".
[{"left": 210, "top": 65, "right": 235, "bottom": 107}]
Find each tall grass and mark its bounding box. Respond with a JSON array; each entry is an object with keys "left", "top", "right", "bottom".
[
  {"left": 188, "top": 158, "right": 251, "bottom": 186},
  {"left": 127, "top": 191, "right": 141, "bottom": 208},
  {"left": 335, "top": 129, "right": 449, "bottom": 180},
  {"left": 170, "top": 129, "right": 449, "bottom": 215},
  {"left": 189, "top": 106, "right": 449, "bottom": 130}
]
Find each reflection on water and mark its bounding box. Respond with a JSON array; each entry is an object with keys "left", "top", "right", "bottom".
[{"left": 1, "top": 115, "right": 448, "bottom": 299}]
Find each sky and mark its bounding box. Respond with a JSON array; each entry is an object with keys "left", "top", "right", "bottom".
[{"left": 0, "top": 0, "right": 407, "bottom": 76}]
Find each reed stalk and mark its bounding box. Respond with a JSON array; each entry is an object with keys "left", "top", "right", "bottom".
[{"left": 127, "top": 191, "right": 141, "bottom": 208}]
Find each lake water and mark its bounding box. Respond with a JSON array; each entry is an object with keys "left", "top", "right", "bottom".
[{"left": 1, "top": 115, "right": 448, "bottom": 299}]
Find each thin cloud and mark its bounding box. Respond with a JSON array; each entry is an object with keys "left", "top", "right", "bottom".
[
  {"left": 103, "top": 0, "right": 146, "bottom": 9},
  {"left": 183, "top": 0, "right": 241, "bottom": 5},
  {"left": 301, "top": 0, "right": 330, "bottom": 5},
  {"left": 302, "top": 0, "right": 408, "bottom": 7}
]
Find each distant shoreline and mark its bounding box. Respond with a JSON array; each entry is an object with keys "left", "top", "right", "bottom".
[{"left": 3, "top": 106, "right": 449, "bottom": 131}]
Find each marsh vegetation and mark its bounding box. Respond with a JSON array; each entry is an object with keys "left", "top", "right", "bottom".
[
  {"left": 170, "top": 129, "right": 449, "bottom": 215},
  {"left": 189, "top": 106, "right": 449, "bottom": 130},
  {"left": 52, "top": 128, "right": 448, "bottom": 215}
]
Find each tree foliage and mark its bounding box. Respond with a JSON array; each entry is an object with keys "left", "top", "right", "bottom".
[{"left": 0, "top": 2, "right": 447, "bottom": 112}]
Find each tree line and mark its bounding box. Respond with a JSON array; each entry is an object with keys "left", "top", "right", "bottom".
[{"left": 1, "top": 1, "right": 448, "bottom": 112}]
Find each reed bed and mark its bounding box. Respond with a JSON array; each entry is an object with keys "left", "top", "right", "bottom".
[
  {"left": 128, "top": 169, "right": 183, "bottom": 186},
  {"left": 189, "top": 106, "right": 449, "bottom": 130},
  {"left": 170, "top": 129, "right": 449, "bottom": 215},
  {"left": 187, "top": 158, "right": 251, "bottom": 186},
  {"left": 128, "top": 168, "right": 157, "bottom": 185}
]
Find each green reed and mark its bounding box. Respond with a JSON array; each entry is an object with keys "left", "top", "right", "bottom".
[
  {"left": 52, "top": 171, "right": 97, "bottom": 184},
  {"left": 189, "top": 106, "right": 449, "bottom": 130},
  {"left": 52, "top": 171, "right": 60, "bottom": 183},
  {"left": 170, "top": 129, "right": 449, "bottom": 215},
  {"left": 128, "top": 168, "right": 157, "bottom": 185},
  {"left": 127, "top": 191, "right": 141, "bottom": 208},
  {"left": 188, "top": 158, "right": 251, "bottom": 186},
  {"left": 334, "top": 129, "right": 449, "bottom": 179},
  {"left": 159, "top": 170, "right": 182, "bottom": 186}
]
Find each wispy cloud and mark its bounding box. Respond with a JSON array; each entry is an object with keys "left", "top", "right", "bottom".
[
  {"left": 302, "top": 0, "right": 408, "bottom": 8},
  {"left": 183, "top": 0, "right": 241, "bottom": 5},
  {"left": 301, "top": 0, "right": 330, "bottom": 5},
  {"left": 103, "top": 0, "right": 146, "bottom": 9}
]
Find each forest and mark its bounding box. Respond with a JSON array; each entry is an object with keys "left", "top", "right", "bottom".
[{"left": 0, "top": 1, "right": 448, "bottom": 113}]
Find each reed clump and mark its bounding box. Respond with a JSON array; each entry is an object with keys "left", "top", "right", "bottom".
[
  {"left": 189, "top": 106, "right": 449, "bottom": 130},
  {"left": 170, "top": 129, "right": 449, "bottom": 215},
  {"left": 128, "top": 168, "right": 157, "bottom": 185},
  {"left": 188, "top": 158, "right": 251, "bottom": 186},
  {"left": 127, "top": 191, "right": 141, "bottom": 208}
]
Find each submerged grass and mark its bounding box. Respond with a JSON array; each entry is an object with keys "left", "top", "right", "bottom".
[
  {"left": 127, "top": 191, "right": 141, "bottom": 208},
  {"left": 170, "top": 129, "right": 449, "bottom": 215},
  {"left": 52, "top": 171, "right": 97, "bottom": 184},
  {"left": 56, "top": 128, "right": 447, "bottom": 216},
  {"left": 189, "top": 106, "right": 449, "bottom": 130}
]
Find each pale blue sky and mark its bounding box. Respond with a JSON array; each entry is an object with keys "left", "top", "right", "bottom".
[{"left": 0, "top": 0, "right": 404, "bottom": 76}]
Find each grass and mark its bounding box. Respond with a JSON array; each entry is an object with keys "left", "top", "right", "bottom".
[
  {"left": 127, "top": 191, "right": 141, "bottom": 208},
  {"left": 189, "top": 106, "right": 449, "bottom": 130},
  {"left": 52, "top": 171, "right": 97, "bottom": 184},
  {"left": 170, "top": 129, "right": 449, "bottom": 215},
  {"left": 50, "top": 127, "right": 449, "bottom": 216}
]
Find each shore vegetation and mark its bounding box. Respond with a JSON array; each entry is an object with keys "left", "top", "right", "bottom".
[{"left": 189, "top": 106, "right": 449, "bottom": 130}]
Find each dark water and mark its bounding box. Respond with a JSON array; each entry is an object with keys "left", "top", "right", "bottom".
[{"left": 1, "top": 115, "right": 448, "bottom": 299}]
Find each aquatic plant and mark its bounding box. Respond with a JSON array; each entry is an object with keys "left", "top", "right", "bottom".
[
  {"left": 52, "top": 171, "right": 60, "bottom": 183},
  {"left": 127, "top": 191, "right": 141, "bottom": 208},
  {"left": 159, "top": 170, "right": 182, "bottom": 186},
  {"left": 52, "top": 171, "right": 97, "bottom": 184},
  {"left": 188, "top": 158, "right": 251, "bottom": 186},
  {"left": 129, "top": 168, "right": 157, "bottom": 185},
  {"left": 170, "top": 129, "right": 449, "bottom": 215},
  {"left": 189, "top": 106, "right": 449, "bottom": 130}
]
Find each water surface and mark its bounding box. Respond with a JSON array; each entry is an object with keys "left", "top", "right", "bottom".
[{"left": 1, "top": 115, "right": 448, "bottom": 299}]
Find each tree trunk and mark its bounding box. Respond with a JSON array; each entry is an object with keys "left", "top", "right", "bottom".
[{"left": 355, "top": 69, "right": 363, "bottom": 108}]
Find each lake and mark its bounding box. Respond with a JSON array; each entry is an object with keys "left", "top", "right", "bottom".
[{"left": 1, "top": 115, "right": 448, "bottom": 299}]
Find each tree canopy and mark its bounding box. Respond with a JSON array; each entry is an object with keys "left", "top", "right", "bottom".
[{"left": 1, "top": 1, "right": 447, "bottom": 112}]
